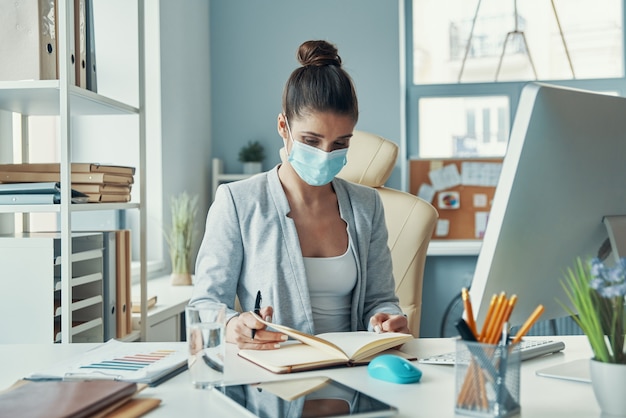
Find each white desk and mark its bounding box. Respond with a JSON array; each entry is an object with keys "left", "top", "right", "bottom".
[
  {"left": 0, "top": 336, "right": 599, "bottom": 417},
  {"left": 131, "top": 276, "right": 193, "bottom": 341}
]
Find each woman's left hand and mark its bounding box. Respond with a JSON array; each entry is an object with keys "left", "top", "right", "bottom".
[{"left": 369, "top": 313, "right": 411, "bottom": 334}]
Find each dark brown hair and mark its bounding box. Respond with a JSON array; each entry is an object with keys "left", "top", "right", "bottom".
[{"left": 282, "top": 40, "right": 359, "bottom": 123}]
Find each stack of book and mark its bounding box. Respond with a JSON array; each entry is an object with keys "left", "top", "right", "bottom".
[{"left": 0, "top": 163, "right": 135, "bottom": 203}]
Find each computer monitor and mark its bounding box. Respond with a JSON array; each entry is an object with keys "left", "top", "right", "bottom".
[{"left": 469, "top": 82, "right": 626, "bottom": 329}]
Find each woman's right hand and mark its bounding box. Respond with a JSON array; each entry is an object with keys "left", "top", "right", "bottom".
[{"left": 225, "top": 306, "right": 287, "bottom": 349}]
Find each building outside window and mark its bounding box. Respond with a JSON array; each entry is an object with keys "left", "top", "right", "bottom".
[{"left": 406, "top": 0, "right": 625, "bottom": 160}]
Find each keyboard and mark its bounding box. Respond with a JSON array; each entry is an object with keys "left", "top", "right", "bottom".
[{"left": 418, "top": 339, "right": 566, "bottom": 365}]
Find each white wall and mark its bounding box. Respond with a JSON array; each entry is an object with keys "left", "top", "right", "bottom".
[
  {"left": 158, "top": 1, "right": 211, "bottom": 273},
  {"left": 72, "top": 0, "right": 211, "bottom": 274}
]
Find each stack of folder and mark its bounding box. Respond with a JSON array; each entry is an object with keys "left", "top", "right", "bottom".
[{"left": 0, "top": 163, "right": 135, "bottom": 204}]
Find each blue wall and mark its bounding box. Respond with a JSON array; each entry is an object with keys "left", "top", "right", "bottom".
[
  {"left": 208, "top": 0, "right": 481, "bottom": 337},
  {"left": 209, "top": 0, "right": 403, "bottom": 188}
]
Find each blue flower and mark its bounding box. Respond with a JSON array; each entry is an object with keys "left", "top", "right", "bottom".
[{"left": 589, "top": 257, "right": 626, "bottom": 298}]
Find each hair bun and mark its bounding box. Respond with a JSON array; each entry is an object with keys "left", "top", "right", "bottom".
[{"left": 297, "top": 40, "right": 342, "bottom": 67}]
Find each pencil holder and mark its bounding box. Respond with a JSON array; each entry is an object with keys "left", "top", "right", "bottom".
[{"left": 454, "top": 340, "right": 521, "bottom": 418}]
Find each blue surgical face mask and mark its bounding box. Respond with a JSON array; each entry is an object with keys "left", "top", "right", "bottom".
[{"left": 285, "top": 117, "right": 348, "bottom": 186}]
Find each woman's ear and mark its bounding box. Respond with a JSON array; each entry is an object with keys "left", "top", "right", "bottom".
[{"left": 277, "top": 113, "right": 289, "bottom": 140}]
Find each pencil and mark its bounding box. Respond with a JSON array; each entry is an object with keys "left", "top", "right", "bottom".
[
  {"left": 512, "top": 304, "right": 545, "bottom": 344},
  {"left": 477, "top": 361, "right": 488, "bottom": 411},
  {"left": 461, "top": 288, "right": 478, "bottom": 338},
  {"left": 483, "top": 292, "right": 506, "bottom": 343},
  {"left": 502, "top": 294, "right": 518, "bottom": 323},
  {"left": 486, "top": 293, "right": 517, "bottom": 344},
  {"left": 478, "top": 294, "right": 497, "bottom": 341}
]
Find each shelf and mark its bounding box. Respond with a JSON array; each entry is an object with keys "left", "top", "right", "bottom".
[
  {"left": 0, "top": 1, "right": 147, "bottom": 344},
  {"left": 427, "top": 240, "right": 483, "bottom": 256},
  {"left": 217, "top": 174, "right": 251, "bottom": 182},
  {"left": 54, "top": 272, "right": 104, "bottom": 290},
  {"left": 55, "top": 317, "right": 103, "bottom": 342},
  {"left": 0, "top": 202, "right": 140, "bottom": 214},
  {"left": 0, "top": 81, "right": 139, "bottom": 116},
  {"left": 131, "top": 275, "right": 192, "bottom": 341},
  {"left": 212, "top": 158, "right": 254, "bottom": 200},
  {"left": 118, "top": 330, "right": 141, "bottom": 342},
  {"left": 55, "top": 295, "right": 103, "bottom": 317},
  {"left": 54, "top": 248, "right": 102, "bottom": 265}
]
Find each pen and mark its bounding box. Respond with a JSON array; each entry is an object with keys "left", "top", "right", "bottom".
[
  {"left": 251, "top": 290, "right": 262, "bottom": 340},
  {"left": 461, "top": 288, "right": 477, "bottom": 338},
  {"left": 496, "top": 322, "right": 510, "bottom": 411}
]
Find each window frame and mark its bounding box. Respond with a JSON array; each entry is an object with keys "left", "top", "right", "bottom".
[{"left": 404, "top": 0, "right": 626, "bottom": 161}]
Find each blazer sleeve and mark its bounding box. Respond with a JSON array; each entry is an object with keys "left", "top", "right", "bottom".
[
  {"left": 361, "top": 190, "right": 403, "bottom": 327},
  {"left": 190, "top": 184, "right": 244, "bottom": 322}
]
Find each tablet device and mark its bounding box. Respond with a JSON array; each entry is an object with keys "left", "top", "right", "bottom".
[
  {"left": 535, "top": 358, "right": 591, "bottom": 383},
  {"left": 219, "top": 376, "right": 398, "bottom": 417}
]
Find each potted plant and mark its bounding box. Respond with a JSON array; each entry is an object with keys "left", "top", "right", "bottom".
[
  {"left": 164, "top": 192, "right": 199, "bottom": 286},
  {"left": 238, "top": 140, "right": 266, "bottom": 174},
  {"left": 559, "top": 256, "right": 626, "bottom": 415}
]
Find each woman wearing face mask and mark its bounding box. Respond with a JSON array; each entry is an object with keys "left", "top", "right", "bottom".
[{"left": 190, "top": 40, "right": 410, "bottom": 350}]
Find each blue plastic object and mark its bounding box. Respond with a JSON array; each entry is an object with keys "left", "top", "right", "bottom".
[{"left": 367, "top": 354, "right": 422, "bottom": 384}]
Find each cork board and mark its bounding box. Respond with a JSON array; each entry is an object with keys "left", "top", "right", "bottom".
[{"left": 409, "top": 158, "right": 503, "bottom": 240}]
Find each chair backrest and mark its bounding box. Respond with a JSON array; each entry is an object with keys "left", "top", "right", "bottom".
[
  {"left": 280, "top": 131, "right": 438, "bottom": 336},
  {"left": 336, "top": 131, "right": 438, "bottom": 337}
]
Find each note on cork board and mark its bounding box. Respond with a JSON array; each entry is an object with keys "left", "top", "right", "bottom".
[{"left": 409, "top": 158, "right": 503, "bottom": 240}]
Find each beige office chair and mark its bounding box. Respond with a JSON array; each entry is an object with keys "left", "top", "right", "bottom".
[
  {"left": 280, "top": 131, "right": 438, "bottom": 336},
  {"left": 335, "top": 131, "right": 438, "bottom": 336}
]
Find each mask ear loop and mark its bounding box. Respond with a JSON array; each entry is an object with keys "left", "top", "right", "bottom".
[{"left": 283, "top": 114, "right": 295, "bottom": 157}]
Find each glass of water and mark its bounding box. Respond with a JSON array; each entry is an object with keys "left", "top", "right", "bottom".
[{"left": 185, "top": 302, "right": 226, "bottom": 389}]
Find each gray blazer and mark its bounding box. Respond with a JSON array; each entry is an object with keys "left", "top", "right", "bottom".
[{"left": 190, "top": 165, "right": 402, "bottom": 334}]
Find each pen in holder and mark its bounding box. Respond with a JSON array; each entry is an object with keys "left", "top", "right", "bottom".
[{"left": 454, "top": 339, "right": 521, "bottom": 418}]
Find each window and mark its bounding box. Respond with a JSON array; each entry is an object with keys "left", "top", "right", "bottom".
[
  {"left": 406, "top": 0, "right": 626, "bottom": 160},
  {"left": 419, "top": 96, "right": 509, "bottom": 158},
  {"left": 411, "top": 0, "right": 623, "bottom": 84}
]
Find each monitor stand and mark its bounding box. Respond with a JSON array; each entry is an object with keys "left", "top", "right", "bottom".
[{"left": 603, "top": 215, "right": 626, "bottom": 261}]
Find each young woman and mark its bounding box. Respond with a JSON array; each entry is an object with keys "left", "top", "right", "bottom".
[{"left": 190, "top": 40, "right": 409, "bottom": 350}]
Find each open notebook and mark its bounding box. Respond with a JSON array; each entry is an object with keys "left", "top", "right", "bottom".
[{"left": 239, "top": 314, "right": 414, "bottom": 374}]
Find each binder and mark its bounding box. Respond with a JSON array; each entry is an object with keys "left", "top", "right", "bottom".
[
  {"left": 85, "top": 0, "right": 97, "bottom": 92},
  {"left": 74, "top": 0, "right": 87, "bottom": 88},
  {"left": 124, "top": 230, "right": 132, "bottom": 334},
  {"left": 0, "top": 0, "right": 58, "bottom": 81},
  {"left": 0, "top": 182, "right": 89, "bottom": 203},
  {"left": 67, "top": 0, "right": 76, "bottom": 86},
  {"left": 101, "top": 231, "right": 117, "bottom": 341},
  {"left": 115, "top": 230, "right": 131, "bottom": 338},
  {"left": 0, "top": 193, "right": 56, "bottom": 204}
]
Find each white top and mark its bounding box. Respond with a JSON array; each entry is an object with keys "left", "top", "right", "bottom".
[{"left": 303, "top": 245, "right": 357, "bottom": 334}]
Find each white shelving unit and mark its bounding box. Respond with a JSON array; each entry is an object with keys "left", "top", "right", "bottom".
[
  {"left": 211, "top": 158, "right": 253, "bottom": 201},
  {"left": 0, "top": 0, "right": 147, "bottom": 343}
]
